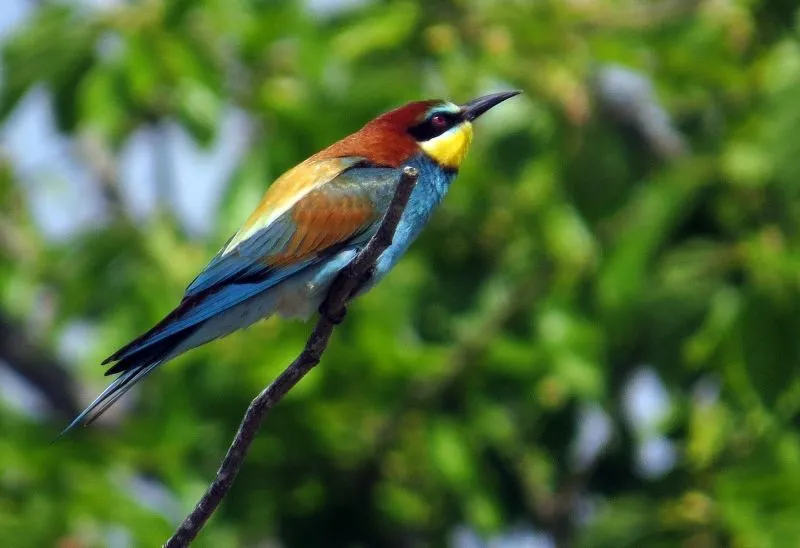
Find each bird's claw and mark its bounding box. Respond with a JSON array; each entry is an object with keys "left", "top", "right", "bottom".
[
  {"left": 319, "top": 266, "right": 374, "bottom": 323},
  {"left": 319, "top": 303, "right": 347, "bottom": 325}
]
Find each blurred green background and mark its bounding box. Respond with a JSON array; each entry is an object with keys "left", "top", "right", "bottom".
[{"left": 2, "top": 0, "right": 800, "bottom": 546}]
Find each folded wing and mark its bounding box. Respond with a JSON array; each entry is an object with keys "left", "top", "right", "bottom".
[{"left": 103, "top": 158, "right": 404, "bottom": 370}]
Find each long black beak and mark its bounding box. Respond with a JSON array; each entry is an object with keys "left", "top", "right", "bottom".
[{"left": 461, "top": 90, "right": 521, "bottom": 121}]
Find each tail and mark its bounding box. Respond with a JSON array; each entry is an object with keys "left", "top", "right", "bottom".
[
  {"left": 57, "top": 325, "right": 199, "bottom": 438},
  {"left": 58, "top": 275, "right": 289, "bottom": 438},
  {"left": 57, "top": 360, "right": 163, "bottom": 437},
  {"left": 59, "top": 291, "right": 209, "bottom": 437}
]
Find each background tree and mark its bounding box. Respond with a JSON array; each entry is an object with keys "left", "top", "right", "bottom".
[{"left": 1, "top": 0, "right": 799, "bottom": 546}]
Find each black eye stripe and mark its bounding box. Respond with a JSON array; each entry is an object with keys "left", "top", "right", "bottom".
[{"left": 408, "top": 110, "right": 462, "bottom": 142}]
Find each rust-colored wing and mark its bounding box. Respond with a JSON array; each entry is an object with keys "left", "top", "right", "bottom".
[{"left": 185, "top": 158, "right": 402, "bottom": 296}]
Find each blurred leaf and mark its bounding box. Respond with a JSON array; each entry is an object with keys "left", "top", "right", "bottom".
[
  {"left": 1, "top": 0, "right": 800, "bottom": 546},
  {"left": 0, "top": 4, "right": 98, "bottom": 126},
  {"left": 331, "top": 2, "right": 419, "bottom": 61}
]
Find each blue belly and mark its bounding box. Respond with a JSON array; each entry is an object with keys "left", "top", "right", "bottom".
[{"left": 372, "top": 153, "right": 457, "bottom": 282}]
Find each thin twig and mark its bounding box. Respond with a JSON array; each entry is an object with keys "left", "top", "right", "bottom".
[
  {"left": 152, "top": 122, "right": 180, "bottom": 220},
  {"left": 163, "top": 166, "right": 419, "bottom": 548},
  {"left": 76, "top": 133, "right": 128, "bottom": 220}
]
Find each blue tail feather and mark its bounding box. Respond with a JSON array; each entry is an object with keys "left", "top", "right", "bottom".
[
  {"left": 58, "top": 325, "right": 196, "bottom": 437},
  {"left": 57, "top": 360, "right": 162, "bottom": 437}
]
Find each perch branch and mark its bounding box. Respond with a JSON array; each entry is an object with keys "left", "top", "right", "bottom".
[{"left": 163, "top": 166, "right": 419, "bottom": 548}]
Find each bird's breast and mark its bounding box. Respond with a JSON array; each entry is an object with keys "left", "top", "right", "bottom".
[{"left": 370, "top": 153, "right": 457, "bottom": 283}]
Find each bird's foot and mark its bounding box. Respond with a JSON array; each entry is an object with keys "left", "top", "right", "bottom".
[
  {"left": 319, "top": 266, "right": 374, "bottom": 324},
  {"left": 319, "top": 303, "right": 347, "bottom": 325}
]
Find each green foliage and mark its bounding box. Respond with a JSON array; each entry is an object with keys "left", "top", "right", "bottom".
[{"left": 2, "top": 0, "right": 800, "bottom": 546}]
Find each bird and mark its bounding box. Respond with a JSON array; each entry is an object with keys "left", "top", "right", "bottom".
[{"left": 62, "top": 90, "right": 520, "bottom": 434}]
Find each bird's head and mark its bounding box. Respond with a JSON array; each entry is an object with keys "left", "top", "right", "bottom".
[{"left": 361, "top": 91, "right": 521, "bottom": 170}]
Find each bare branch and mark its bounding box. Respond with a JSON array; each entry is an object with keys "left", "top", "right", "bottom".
[
  {"left": 592, "top": 64, "right": 688, "bottom": 160},
  {"left": 163, "top": 166, "right": 419, "bottom": 548},
  {"left": 76, "top": 133, "right": 129, "bottom": 220},
  {"left": 0, "top": 312, "right": 81, "bottom": 418}
]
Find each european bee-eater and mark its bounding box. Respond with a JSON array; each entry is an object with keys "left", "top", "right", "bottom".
[{"left": 64, "top": 90, "right": 520, "bottom": 433}]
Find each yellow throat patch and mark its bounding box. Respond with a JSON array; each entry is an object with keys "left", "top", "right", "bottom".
[{"left": 420, "top": 122, "right": 474, "bottom": 170}]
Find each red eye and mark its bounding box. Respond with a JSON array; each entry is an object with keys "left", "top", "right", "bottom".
[{"left": 431, "top": 114, "right": 448, "bottom": 128}]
